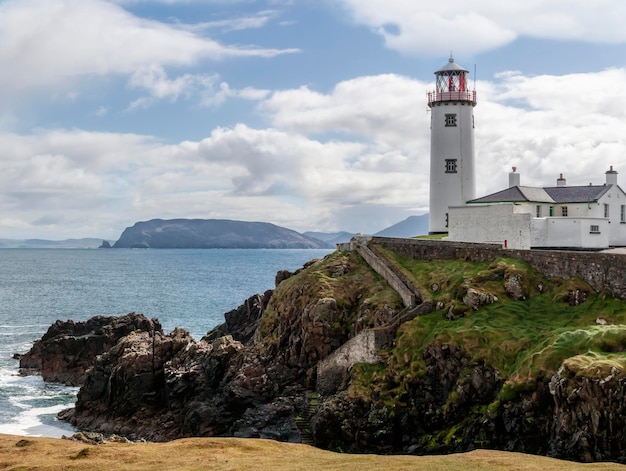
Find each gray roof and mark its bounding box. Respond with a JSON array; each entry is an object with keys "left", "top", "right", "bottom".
[
  {"left": 435, "top": 57, "right": 469, "bottom": 74},
  {"left": 468, "top": 185, "right": 611, "bottom": 204},
  {"left": 544, "top": 185, "right": 611, "bottom": 203},
  {"left": 519, "top": 187, "right": 554, "bottom": 202}
]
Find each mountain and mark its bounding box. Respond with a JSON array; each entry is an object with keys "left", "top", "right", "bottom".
[
  {"left": 374, "top": 214, "right": 429, "bottom": 238},
  {"left": 303, "top": 231, "right": 354, "bottom": 246},
  {"left": 0, "top": 238, "right": 108, "bottom": 249},
  {"left": 112, "top": 219, "right": 330, "bottom": 249}
]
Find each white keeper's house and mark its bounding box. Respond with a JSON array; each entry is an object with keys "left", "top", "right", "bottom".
[{"left": 427, "top": 56, "right": 626, "bottom": 250}]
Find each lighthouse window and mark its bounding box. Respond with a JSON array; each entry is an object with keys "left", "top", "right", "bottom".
[
  {"left": 445, "top": 114, "right": 457, "bottom": 127},
  {"left": 445, "top": 159, "right": 457, "bottom": 173}
]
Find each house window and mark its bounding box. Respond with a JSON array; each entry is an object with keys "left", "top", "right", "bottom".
[
  {"left": 621, "top": 205, "right": 625, "bottom": 223},
  {"left": 445, "top": 114, "right": 457, "bottom": 127},
  {"left": 561, "top": 206, "right": 568, "bottom": 217},
  {"left": 536, "top": 205, "right": 542, "bottom": 217},
  {"left": 445, "top": 159, "right": 457, "bottom": 173},
  {"left": 590, "top": 225, "right": 600, "bottom": 234},
  {"left": 604, "top": 204, "right": 610, "bottom": 218}
]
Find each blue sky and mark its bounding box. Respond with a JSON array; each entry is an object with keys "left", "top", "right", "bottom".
[{"left": 0, "top": 0, "right": 625, "bottom": 239}]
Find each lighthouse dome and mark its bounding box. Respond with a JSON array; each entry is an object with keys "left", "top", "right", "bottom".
[{"left": 435, "top": 56, "right": 469, "bottom": 74}]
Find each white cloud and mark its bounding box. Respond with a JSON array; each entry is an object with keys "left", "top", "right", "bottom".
[
  {"left": 261, "top": 74, "right": 429, "bottom": 153},
  {"left": 126, "top": 66, "right": 271, "bottom": 109},
  {"left": 475, "top": 68, "right": 626, "bottom": 194},
  {"left": 179, "top": 10, "right": 281, "bottom": 34},
  {"left": 1, "top": 67, "right": 625, "bottom": 239},
  {"left": 0, "top": 0, "right": 298, "bottom": 93},
  {"left": 334, "top": 0, "right": 626, "bottom": 55}
]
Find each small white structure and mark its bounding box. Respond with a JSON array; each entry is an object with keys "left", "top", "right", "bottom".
[
  {"left": 448, "top": 167, "right": 626, "bottom": 249},
  {"left": 428, "top": 56, "right": 477, "bottom": 234}
]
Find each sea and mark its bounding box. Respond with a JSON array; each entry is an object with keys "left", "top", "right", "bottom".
[{"left": 0, "top": 248, "right": 332, "bottom": 438}]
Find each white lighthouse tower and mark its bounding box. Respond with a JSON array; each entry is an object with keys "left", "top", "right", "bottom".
[{"left": 428, "top": 56, "right": 477, "bottom": 234}]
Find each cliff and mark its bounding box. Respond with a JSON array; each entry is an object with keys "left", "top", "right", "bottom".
[
  {"left": 18, "top": 313, "right": 160, "bottom": 386},
  {"left": 33, "top": 243, "right": 626, "bottom": 463},
  {"left": 112, "top": 218, "right": 329, "bottom": 249}
]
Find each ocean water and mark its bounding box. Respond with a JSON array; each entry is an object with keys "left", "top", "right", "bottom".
[{"left": 0, "top": 248, "right": 332, "bottom": 438}]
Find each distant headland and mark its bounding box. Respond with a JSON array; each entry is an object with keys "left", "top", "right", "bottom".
[{"left": 0, "top": 215, "right": 430, "bottom": 249}]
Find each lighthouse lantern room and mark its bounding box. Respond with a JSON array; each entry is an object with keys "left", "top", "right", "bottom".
[{"left": 428, "top": 56, "right": 477, "bottom": 234}]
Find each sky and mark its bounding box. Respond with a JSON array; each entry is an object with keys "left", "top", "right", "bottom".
[{"left": 0, "top": 0, "right": 625, "bottom": 240}]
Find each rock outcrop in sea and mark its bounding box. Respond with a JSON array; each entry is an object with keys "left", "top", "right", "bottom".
[
  {"left": 23, "top": 244, "right": 626, "bottom": 464},
  {"left": 19, "top": 313, "right": 160, "bottom": 386}
]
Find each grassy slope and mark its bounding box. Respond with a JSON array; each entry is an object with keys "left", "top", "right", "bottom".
[
  {"left": 350, "top": 246, "right": 626, "bottom": 405},
  {"left": 258, "top": 251, "right": 403, "bottom": 344},
  {"left": 1, "top": 434, "right": 625, "bottom": 471}
]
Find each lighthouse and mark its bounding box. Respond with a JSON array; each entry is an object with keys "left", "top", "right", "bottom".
[{"left": 428, "top": 56, "right": 477, "bottom": 234}]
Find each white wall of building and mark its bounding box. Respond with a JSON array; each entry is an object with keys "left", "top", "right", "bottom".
[
  {"left": 598, "top": 186, "right": 626, "bottom": 246},
  {"left": 533, "top": 218, "right": 609, "bottom": 249},
  {"left": 449, "top": 203, "right": 611, "bottom": 249},
  {"left": 448, "top": 204, "right": 532, "bottom": 249}
]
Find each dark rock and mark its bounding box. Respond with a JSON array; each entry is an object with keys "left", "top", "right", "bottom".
[
  {"left": 203, "top": 291, "right": 272, "bottom": 345},
  {"left": 63, "top": 327, "right": 305, "bottom": 442},
  {"left": 548, "top": 364, "right": 626, "bottom": 462},
  {"left": 275, "top": 270, "right": 294, "bottom": 286},
  {"left": 18, "top": 313, "right": 161, "bottom": 386},
  {"left": 568, "top": 289, "right": 589, "bottom": 306},
  {"left": 98, "top": 240, "right": 112, "bottom": 249}
]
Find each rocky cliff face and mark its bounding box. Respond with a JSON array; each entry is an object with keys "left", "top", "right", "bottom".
[
  {"left": 32, "top": 249, "right": 626, "bottom": 464},
  {"left": 58, "top": 252, "right": 398, "bottom": 442},
  {"left": 19, "top": 313, "right": 160, "bottom": 386}
]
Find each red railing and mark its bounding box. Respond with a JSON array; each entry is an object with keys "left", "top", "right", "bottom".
[{"left": 428, "top": 90, "right": 477, "bottom": 106}]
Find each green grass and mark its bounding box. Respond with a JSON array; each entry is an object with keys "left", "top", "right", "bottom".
[{"left": 348, "top": 251, "right": 626, "bottom": 402}]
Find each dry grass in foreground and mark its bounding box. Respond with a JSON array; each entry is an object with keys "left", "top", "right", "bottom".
[{"left": 1, "top": 434, "right": 626, "bottom": 471}]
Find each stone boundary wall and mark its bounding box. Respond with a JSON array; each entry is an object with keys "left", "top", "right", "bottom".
[
  {"left": 371, "top": 237, "right": 626, "bottom": 300},
  {"left": 316, "top": 328, "right": 394, "bottom": 395},
  {"left": 352, "top": 240, "right": 418, "bottom": 308}
]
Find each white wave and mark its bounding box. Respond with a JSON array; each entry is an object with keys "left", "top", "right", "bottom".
[{"left": 0, "top": 402, "right": 76, "bottom": 438}]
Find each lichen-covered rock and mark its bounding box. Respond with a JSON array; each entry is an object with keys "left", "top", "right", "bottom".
[
  {"left": 504, "top": 274, "right": 525, "bottom": 300},
  {"left": 463, "top": 288, "right": 498, "bottom": 310}
]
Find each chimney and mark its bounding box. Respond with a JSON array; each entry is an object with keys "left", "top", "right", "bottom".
[
  {"left": 556, "top": 173, "right": 566, "bottom": 187},
  {"left": 509, "top": 166, "right": 520, "bottom": 187},
  {"left": 606, "top": 165, "right": 618, "bottom": 186}
]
